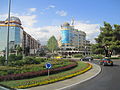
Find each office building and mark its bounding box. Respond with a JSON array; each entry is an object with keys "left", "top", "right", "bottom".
[
  {"left": 0, "top": 16, "right": 40, "bottom": 56},
  {"left": 58, "top": 22, "right": 91, "bottom": 56}
]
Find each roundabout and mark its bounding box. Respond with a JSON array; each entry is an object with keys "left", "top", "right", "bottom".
[
  {"left": 0, "top": 60, "right": 95, "bottom": 89},
  {"left": 29, "top": 61, "right": 101, "bottom": 90}
]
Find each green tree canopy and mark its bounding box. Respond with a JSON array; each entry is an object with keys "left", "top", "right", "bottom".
[
  {"left": 47, "top": 36, "right": 58, "bottom": 53},
  {"left": 93, "top": 22, "right": 120, "bottom": 55}
]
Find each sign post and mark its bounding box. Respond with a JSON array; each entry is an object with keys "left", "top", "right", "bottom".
[{"left": 45, "top": 63, "right": 52, "bottom": 77}]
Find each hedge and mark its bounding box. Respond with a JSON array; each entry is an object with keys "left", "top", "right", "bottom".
[
  {"left": 13, "top": 63, "right": 92, "bottom": 89},
  {"left": 0, "top": 60, "right": 77, "bottom": 81},
  {"left": 73, "top": 54, "right": 83, "bottom": 58}
]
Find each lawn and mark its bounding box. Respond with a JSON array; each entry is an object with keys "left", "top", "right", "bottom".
[
  {"left": 0, "top": 58, "right": 72, "bottom": 76},
  {"left": 0, "top": 61, "right": 89, "bottom": 89}
]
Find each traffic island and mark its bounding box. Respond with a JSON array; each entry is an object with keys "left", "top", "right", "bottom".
[
  {"left": 0, "top": 61, "right": 92, "bottom": 89},
  {"left": 30, "top": 62, "right": 101, "bottom": 90}
]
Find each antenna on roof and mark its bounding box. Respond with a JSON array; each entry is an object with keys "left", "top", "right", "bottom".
[
  {"left": 60, "top": 25, "right": 63, "bottom": 29},
  {"left": 71, "top": 17, "right": 74, "bottom": 26}
]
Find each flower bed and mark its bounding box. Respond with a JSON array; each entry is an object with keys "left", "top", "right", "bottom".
[
  {"left": 12, "top": 63, "right": 92, "bottom": 89},
  {"left": 0, "top": 60, "right": 77, "bottom": 81},
  {"left": 0, "top": 59, "right": 72, "bottom": 76}
]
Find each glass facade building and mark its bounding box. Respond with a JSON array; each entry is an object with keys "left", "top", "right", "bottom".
[
  {"left": 0, "top": 16, "right": 40, "bottom": 56},
  {"left": 60, "top": 22, "right": 86, "bottom": 48},
  {"left": 61, "top": 30, "right": 70, "bottom": 43},
  {"left": 58, "top": 22, "right": 91, "bottom": 55},
  {"left": 0, "top": 26, "right": 22, "bottom": 52}
]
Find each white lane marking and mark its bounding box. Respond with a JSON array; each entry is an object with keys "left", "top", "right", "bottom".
[{"left": 56, "top": 64, "right": 101, "bottom": 90}]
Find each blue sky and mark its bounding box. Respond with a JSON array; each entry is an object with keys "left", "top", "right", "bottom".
[{"left": 0, "top": 0, "right": 120, "bottom": 44}]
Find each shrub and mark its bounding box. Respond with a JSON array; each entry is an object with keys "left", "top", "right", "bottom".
[
  {"left": 0, "top": 60, "right": 77, "bottom": 81},
  {"left": 0, "top": 58, "right": 75, "bottom": 77},
  {"left": 8, "top": 57, "right": 48, "bottom": 66},
  {"left": 0, "top": 71, "right": 8, "bottom": 76},
  {"left": 34, "top": 57, "right": 47, "bottom": 64},
  {"left": 8, "top": 54, "right": 16, "bottom": 61},
  {"left": 16, "top": 55, "right": 23, "bottom": 60},
  {"left": 23, "top": 57, "right": 35, "bottom": 64},
  {"left": 0, "top": 56, "right": 5, "bottom": 65},
  {"left": 8, "top": 54, "right": 23, "bottom": 62},
  {"left": 24, "top": 57, "right": 46, "bottom": 64},
  {"left": 14, "top": 60, "right": 25, "bottom": 66},
  {"left": 73, "top": 54, "right": 83, "bottom": 58},
  {"left": 92, "top": 54, "right": 103, "bottom": 59},
  {"left": 110, "top": 57, "right": 120, "bottom": 59}
]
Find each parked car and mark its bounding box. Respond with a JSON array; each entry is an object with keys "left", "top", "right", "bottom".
[
  {"left": 80, "top": 57, "right": 93, "bottom": 61},
  {"left": 99, "top": 58, "right": 113, "bottom": 66}
]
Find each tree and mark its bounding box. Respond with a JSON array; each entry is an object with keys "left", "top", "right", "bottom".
[
  {"left": 36, "top": 46, "right": 46, "bottom": 56},
  {"left": 0, "top": 56, "right": 5, "bottom": 65},
  {"left": 91, "top": 44, "right": 104, "bottom": 54},
  {"left": 93, "top": 22, "right": 120, "bottom": 55},
  {"left": 47, "top": 36, "right": 58, "bottom": 54},
  {"left": 24, "top": 46, "right": 30, "bottom": 56},
  {"left": 16, "top": 45, "right": 23, "bottom": 55}
]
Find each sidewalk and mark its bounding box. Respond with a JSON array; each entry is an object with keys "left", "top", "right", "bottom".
[{"left": 29, "top": 62, "right": 101, "bottom": 90}]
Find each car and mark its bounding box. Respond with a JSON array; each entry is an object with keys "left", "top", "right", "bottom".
[
  {"left": 80, "top": 57, "right": 93, "bottom": 61},
  {"left": 99, "top": 58, "right": 113, "bottom": 66}
]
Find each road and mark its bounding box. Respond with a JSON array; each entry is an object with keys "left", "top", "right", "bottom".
[{"left": 63, "top": 60, "right": 120, "bottom": 90}]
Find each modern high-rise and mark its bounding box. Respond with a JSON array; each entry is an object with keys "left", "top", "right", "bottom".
[
  {"left": 58, "top": 22, "right": 91, "bottom": 56},
  {"left": 0, "top": 16, "right": 40, "bottom": 56}
]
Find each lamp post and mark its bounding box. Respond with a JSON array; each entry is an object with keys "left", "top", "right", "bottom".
[{"left": 6, "top": 0, "right": 11, "bottom": 65}]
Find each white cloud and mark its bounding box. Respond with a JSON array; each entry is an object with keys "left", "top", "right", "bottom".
[
  {"left": 40, "top": 12, "right": 44, "bottom": 15},
  {"left": 24, "top": 26, "right": 60, "bottom": 45},
  {"left": 0, "top": 12, "right": 60, "bottom": 45},
  {"left": 74, "top": 21, "right": 100, "bottom": 43},
  {"left": 0, "top": 13, "right": 37, "bottom": 27},
  {"left": 56, "top": 10, "right": 67, "bottom": 16},
  {"left": 29, "top": 21, "right": 100, "bottom": 44},
  {"left": 19, "top": 15, "right": 37, "bottom": 27},
  {"left": 0, "top": 14, "right": 7, "bottom": 20},
  {"left": 0, "top": 12, "right": 100, "bottom": 44},
  {"left": 45, "top": 5, "right": 56, "bottom": 10},
  {"left": 49, "top": 5, "right": 55, "bottom": 8},
  {"left": 29, "top": 8, "right": 37, "bottom": 12}
]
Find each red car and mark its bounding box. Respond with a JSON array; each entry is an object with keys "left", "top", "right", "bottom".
[{"left": 99, "top": 58, "right": 113, "bottom": 66}]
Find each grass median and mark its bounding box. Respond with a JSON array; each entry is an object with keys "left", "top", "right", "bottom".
[{"left": 0, "top": 61, "right": 91, "bottom": 89}]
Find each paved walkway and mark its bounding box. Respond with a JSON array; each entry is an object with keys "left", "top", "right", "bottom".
[{"left": 29, "top": 62, "right": 101, "bottom": 90}]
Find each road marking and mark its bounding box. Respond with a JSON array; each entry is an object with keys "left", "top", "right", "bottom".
[
  {"left": 56, "top": 63, "right": 101, "bottom": 90},
  {"left": 0, "top": 86, "right": 10, "bottom": 90}
]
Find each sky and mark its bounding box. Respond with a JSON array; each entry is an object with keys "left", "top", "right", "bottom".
[{"left": 0, "top": 0, "right": 120, "bottom": 45}]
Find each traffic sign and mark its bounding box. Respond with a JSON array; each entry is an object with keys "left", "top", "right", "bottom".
[
  {"left": 45, "top": 63, "right": 52, "bottom": 69},
  {"left": 45, "top": 63, "right": 52, "bottom": 77}
]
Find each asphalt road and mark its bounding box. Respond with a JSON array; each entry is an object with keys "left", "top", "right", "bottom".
[{"left": 63, "top": 60, "right": 120, "bottom": 90}]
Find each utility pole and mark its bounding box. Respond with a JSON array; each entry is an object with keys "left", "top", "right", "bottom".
[{"left": 6, "top": 0, "right": 11, "bottom": 65}]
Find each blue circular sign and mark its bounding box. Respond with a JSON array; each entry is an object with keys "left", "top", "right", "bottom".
[{"left": 45, "top": 63, "right": 52, "bottom": 69}]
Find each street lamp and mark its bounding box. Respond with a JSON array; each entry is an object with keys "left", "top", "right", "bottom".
[{"left": 6, "top": 0, "right": 11, "bottom": 65}]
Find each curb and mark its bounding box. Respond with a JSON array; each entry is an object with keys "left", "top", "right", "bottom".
[
  {"left": 13, "top": 62, "right": 92, "bottom": 89},
  {"left": 57, "top": 62, "right": 101, "bottom": 90}
]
